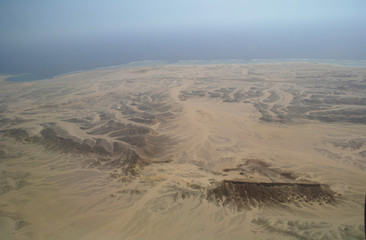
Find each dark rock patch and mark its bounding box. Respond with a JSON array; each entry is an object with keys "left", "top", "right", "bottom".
[{"left": 207, "top": 180, "right": 335, "bottom": 210}]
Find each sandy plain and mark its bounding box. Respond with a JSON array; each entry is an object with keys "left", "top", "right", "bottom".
[{"left": 0, "top": 62, "right": 365, "bottom": 239}]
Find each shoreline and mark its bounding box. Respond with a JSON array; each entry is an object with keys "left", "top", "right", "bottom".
[{"left": 3, "top": 58, "right": 366, "bottom": 82}]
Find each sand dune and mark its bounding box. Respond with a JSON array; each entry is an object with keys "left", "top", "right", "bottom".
[{"left": 0, "top": 63, "right": 365, "bottom": 239}]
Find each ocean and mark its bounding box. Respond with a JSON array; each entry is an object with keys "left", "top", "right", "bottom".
[{"left": 1, "top": 32, "right": 366, "bottom": 82}]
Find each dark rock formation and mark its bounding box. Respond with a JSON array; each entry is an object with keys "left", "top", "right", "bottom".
[{"left": 207, "top": 180, "right": 335, "bottom": 210}]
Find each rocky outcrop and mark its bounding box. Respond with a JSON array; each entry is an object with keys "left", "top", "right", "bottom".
[
  {"left": 207, "top": 180, "right": 335, "bottom": 210},
  {"left": 2, "top": 127, "right": 147, "bottom": 177}
]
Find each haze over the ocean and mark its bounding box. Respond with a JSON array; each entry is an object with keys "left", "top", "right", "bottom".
[{"left": 1, "top": 0, "right": 365, "bottom": 80}]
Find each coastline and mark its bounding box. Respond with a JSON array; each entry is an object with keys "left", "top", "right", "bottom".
[{"left": 3, "top": 58, "right": 366, "bottom": 82}]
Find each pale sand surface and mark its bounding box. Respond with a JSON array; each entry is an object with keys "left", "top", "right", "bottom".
[{"left": 0, "top": 63, "right": 365, "bottom": 239}]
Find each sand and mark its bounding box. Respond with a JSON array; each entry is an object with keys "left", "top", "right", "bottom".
[{"left": 0, "top": 63, "right": 365, "bottom": 239}]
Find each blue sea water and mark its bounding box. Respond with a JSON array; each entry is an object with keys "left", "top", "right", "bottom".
[{"left": 1, "top": 32, "right": 366, "bottom": 82}]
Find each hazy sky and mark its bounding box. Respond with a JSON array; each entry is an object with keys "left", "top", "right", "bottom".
[
  {"left": 1, "top": 0, "right": 366, "bottom": 77},
  {"left": 1, "top": 0, "right": 365, "bottom": 41}
]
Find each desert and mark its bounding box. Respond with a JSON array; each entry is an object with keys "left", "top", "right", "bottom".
[{"left": 0, "top": 62, "right": 365, "bottom": 239}]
